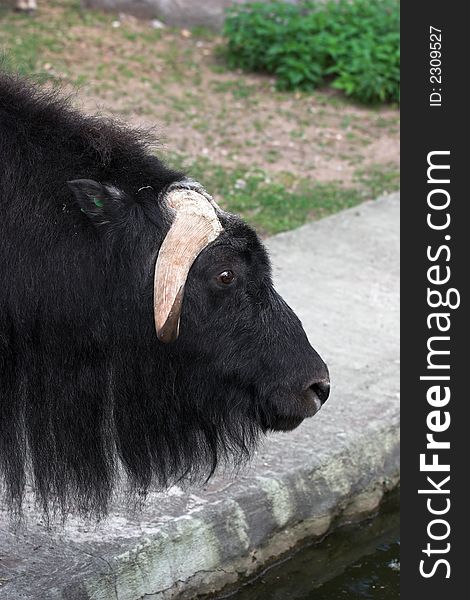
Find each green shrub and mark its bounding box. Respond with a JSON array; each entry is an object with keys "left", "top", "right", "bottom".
[{"left": 223, "top": 0, "right": 399, "bottom": 103}]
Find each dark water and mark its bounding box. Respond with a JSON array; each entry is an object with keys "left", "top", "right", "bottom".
[{"left": 211, "top": 496, "right": 399, "bottom": 600}]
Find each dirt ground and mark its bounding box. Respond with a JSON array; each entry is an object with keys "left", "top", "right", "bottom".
[{"left": 71, "top": 17, "right": 399, "bottom": 186}]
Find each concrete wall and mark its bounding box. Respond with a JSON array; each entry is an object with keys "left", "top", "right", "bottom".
[{"left": 81, "top": 0, "right": 298, "bottom": 30}]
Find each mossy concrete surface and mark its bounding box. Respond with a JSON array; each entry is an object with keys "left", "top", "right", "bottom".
[{"left": 0, "top": 193, "right": 400, "bottom": 600}]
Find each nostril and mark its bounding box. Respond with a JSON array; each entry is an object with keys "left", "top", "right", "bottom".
[{"left": 310, "top": 380, "right": 330, "bottom": 405}]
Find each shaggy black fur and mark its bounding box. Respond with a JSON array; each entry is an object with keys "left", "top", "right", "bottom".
[{"left": 0, "top": 74, "right": 328, "bottom": 518}]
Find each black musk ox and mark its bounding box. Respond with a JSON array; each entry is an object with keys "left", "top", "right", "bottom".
[{"left": 0, "top": 75, "right": 330, "bottom": 517}]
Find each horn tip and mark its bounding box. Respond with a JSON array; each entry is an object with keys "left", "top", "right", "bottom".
[{"left": 156, "top": 318, "right": 180, "bottom": 344}]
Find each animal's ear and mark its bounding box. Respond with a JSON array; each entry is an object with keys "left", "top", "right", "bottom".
[{"left": 67, "top": 179, "right": 127, "bottom": 226}]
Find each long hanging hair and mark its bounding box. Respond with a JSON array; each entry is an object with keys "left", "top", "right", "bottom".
[{"left": 0, "top": 75, "right": 264, "bottom": 519}]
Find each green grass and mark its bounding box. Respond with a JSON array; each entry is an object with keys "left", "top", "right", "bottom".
[
  {"left": 354, "top": 163, "right": 399, "bottom": 199},
  {"left": 163, "top": 153, "right": 396, "bottom": 235},
  {"left": 0, "top": 17, "right": 62, "bottom": 77},
  {"left": 0, "top": 1, "right": 112, "bottom": 79},
  {"left": 210, "top": 79, "right": 257, "bottom": 99},
  {"left": 189, "top": 25, "right": 218, "bottom": 40}
]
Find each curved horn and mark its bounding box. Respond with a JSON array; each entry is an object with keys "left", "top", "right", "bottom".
[{"left": 154, "top": 185, "right": 223, "bottom": 343}]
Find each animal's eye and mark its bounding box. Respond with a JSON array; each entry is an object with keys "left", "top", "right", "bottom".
[{"left": 216, "top": 270, "right": 235, "bottom": 285}]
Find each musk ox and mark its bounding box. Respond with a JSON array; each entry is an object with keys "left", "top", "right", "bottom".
[{"left": 0, "top": 74, "right": 329, "bottom": 518}]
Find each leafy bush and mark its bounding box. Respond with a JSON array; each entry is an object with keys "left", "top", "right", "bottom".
[{"left": 223, "top": 0, "right": 399, "bottom": 103}]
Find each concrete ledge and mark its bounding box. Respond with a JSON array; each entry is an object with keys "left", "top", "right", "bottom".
[
  {"left": 80, "top": 1, "right": 276, "bottom": 30},
  {"left": 0, "top": 193, "right": 400, "bottom": 599}
]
